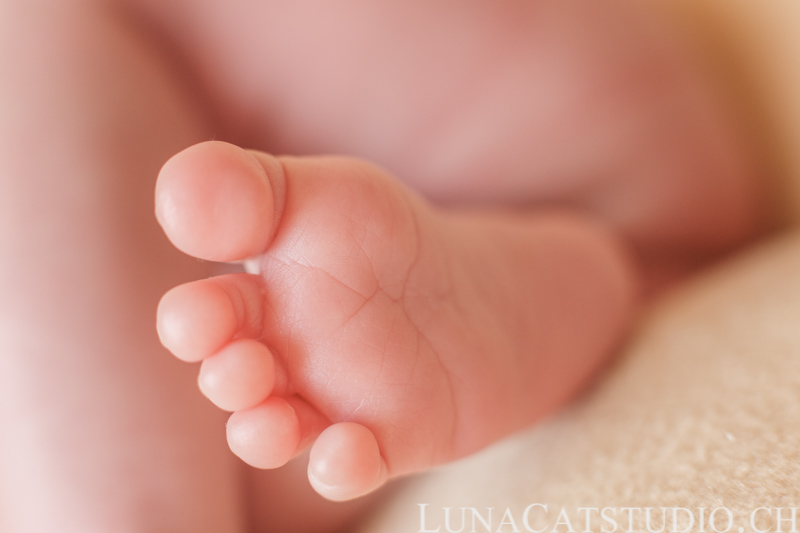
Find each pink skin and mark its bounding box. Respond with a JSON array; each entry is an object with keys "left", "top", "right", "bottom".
[
  {"left": 0, "top": 0, "right": 762, "bottom": 530},
  {"left": 156, "top": 141, "right": 638, "bottom": 500},
  {"left": 147, "top": 3, "right": 763, "bottom": 501}
]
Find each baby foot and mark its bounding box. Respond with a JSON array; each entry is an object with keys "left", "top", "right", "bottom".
[{"left": 155, "top": 141, "right": 637, "bottom": 500}]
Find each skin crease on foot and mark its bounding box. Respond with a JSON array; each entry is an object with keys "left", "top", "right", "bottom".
[{"left": 156, "top": 141, "right": 639, "bottom": 500}]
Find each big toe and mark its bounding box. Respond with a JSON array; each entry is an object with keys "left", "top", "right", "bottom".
[{"left": 155, "top": 141, "right": 285, "bottom": 262}]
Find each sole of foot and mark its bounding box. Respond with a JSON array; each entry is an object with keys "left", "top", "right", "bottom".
[{"left": 155, "top": 141, "right": 638, "bottom": 500}]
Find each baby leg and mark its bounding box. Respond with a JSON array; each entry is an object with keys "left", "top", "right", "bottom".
[{"left": 0, "top": 3, "right": 242, "bottom": 531}]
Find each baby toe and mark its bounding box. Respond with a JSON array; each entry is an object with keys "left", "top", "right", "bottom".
[
  {"left": 157, "top": 273, "right": 264, "bottom": 362},
  {"left": 198, "top": 339, "right": 276, "bottom": 412},
  {"left": 227, "top": 397, "right": 302, "bottom": 469},
  {"left": 308, "top": 423, "right": 388, "bottom": 501},
  {"left": 156, "top": 141, "right": 284, "bottom": 262},
  {"left": 157, "top": 281, "right": 237, "bottom": 362}
]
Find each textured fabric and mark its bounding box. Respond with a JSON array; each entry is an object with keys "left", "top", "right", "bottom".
[{"left": 359, "top": 229, "right": 800, "bottom": 532}]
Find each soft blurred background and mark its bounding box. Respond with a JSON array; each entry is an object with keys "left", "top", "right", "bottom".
[{"left": 670, "top": 1, "right": 800, "bottom": 224}]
